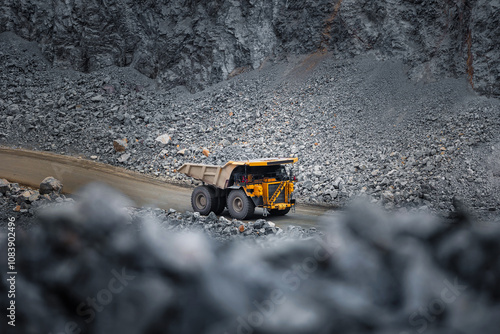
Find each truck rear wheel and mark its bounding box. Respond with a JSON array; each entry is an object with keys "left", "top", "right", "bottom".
[
  {"left": 227, "top": 189, "right": 255, "bottom": 220},
  {"left": 270, "top": 207, "right": 291, "bottom": 216},
  {"left": 191, "top": 186, "right": 216, "bottom": 215}
]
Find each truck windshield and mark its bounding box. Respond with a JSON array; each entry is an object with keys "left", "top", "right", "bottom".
[
  {"left": 248, "top": 165, "right": 288, "bottom": 181},
  {"left": 232, "top": 164, "right": 290, "bottom": 184}
]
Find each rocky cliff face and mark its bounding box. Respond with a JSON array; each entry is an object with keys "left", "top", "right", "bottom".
[{"left": 1, "top": 0, "right": 498, "bottom": 95}]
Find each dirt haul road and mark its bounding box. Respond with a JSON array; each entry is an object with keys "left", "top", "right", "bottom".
[{"left": 0, "top": 147, "right": 328, "bottom": 228}]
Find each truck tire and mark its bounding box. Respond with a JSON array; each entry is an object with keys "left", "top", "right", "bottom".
[
  {"left": 212, "top": 196, "right": 226, "bottom": 215},
  {"left": 191, "top": 186, "right": 216, "bottom": 215},
  {"left": 227, "top": 189, "right": 255, "bottom": 220},
  {"left": 270, "top": 207, "right": 291, "bottom": 216}
]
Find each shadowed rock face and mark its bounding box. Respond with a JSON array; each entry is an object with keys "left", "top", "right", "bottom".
[{"left": 0, "top": 0, "right": 499, "bottom": 95}]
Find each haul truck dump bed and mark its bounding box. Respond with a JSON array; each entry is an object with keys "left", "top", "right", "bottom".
[{"left": 178, "top": 158, "right": 298, "bottom": 219}]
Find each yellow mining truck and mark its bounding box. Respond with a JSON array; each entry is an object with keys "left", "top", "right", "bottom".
[{"left": 178, "top": 158, "right": 298, "bottom": 219}]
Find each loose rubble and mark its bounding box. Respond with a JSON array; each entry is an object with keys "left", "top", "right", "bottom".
[
  {"left": 0, "top": 178, "right": 73, "bottom": 231},
  {"left": 0, "top": 178, "right": 69, "bottom": 213},
  {"left": 130, "top": 208, "right": 317, "bottom": 243},
  {"left": 0, "top": 184, "right": 499, "bottom": 334}
]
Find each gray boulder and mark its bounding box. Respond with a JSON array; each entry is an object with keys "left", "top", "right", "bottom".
[
  {"left": 39, "top": 176, "right": 63, "bottom": 195},
  {"left": 0, "top": 178, "right": 10, "bottom": 194}
]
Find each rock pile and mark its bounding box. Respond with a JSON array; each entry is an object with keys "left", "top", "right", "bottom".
[
  {"left": 130, "top": 207, "right": 318, "bottom": 243},
  {"left": 1, "top": 185, "right": 499, "bottom": 334},
  {"left": 0, "top": 177, "right": 68, "bottom": 215},
  {"left": 0, "top": 177, "right": 72, "bottom": 230}
]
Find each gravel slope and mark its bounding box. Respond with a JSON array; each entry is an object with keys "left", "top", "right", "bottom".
[{"left": 1, "top": 32, "right": 499, "bottom": 221}]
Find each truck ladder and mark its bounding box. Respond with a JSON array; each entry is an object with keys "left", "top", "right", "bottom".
[{"left": 269, "top": 182, "right": 285, "bottom": 205}]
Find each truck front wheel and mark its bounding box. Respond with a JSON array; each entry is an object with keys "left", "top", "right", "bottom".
[
  {"left": 227, "top": 189, "right": 255, "bottom": 220},
  {"left": 191, "top": 186, "right": 216, "bottom": 215}
]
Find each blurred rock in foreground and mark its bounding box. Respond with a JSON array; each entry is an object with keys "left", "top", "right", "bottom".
[{"left": 1, "top": 185, "right": 499, "bottom": 334}]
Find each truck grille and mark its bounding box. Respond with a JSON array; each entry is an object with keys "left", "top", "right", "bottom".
[{"left": 268, "top": 183, "right": 286, "bottom": 203}]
